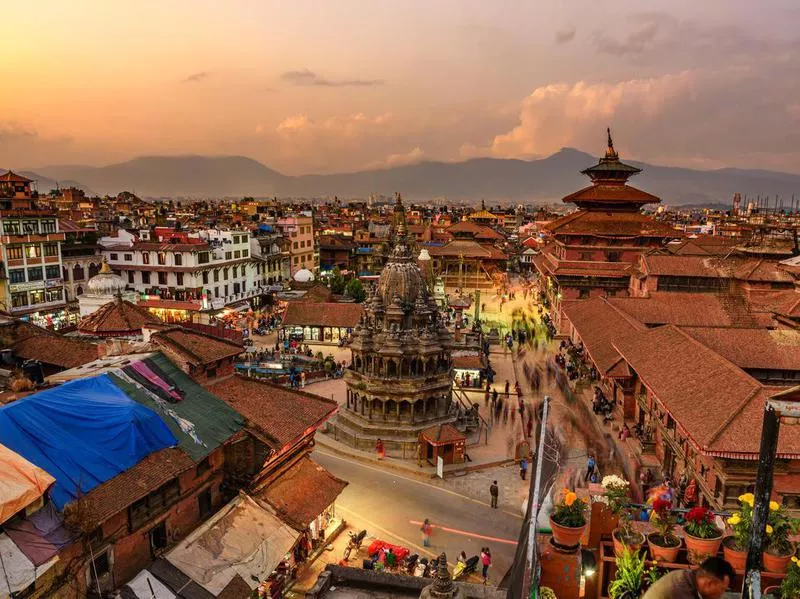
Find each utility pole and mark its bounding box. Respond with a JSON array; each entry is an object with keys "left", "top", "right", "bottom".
[{"left": 523, "top": 395, "right": 550, "bottom": 599}]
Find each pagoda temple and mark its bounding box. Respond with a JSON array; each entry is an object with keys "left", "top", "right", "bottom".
[
  {"left": 328, "top": 195, "right": 457, "bottom": 456},
  {"left": 533, "top": 130, "right": 680, "bottom": 330}
]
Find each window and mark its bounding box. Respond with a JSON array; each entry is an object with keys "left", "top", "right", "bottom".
[
  {"left": 27, "top": 267, "right": 44, "bottom": 281},
  {"left": 22, "top": 220, "right": 38, "bottom": 234},
  {"left": 110, "top": 253, "right": 118, "bottom": 261},
  {"left": 142, "top": 272, "right": 151, "bottom": 284},
  {"left": 202, "top": 271, "right": 209, "bottom": 284},
  {"left": 232, "top": 266, "right": 238, "bottom": 278},
  {"left": 6, "top": 245, "right": 23, "bottom": 260},
  {"left": 242, "top": 249, "right": 248, "bottom": 258},
  {"left": 157, "top": 252, "right": 166, "bottom": 265},
  {"left": 3, "top": 220, "right": 21, "bottom": 234},
  {"left": 45, "top": 288, "right": 63, "bottom": 303},
  {"left": 25, "top": 244, "right": 41, "bottom": 259},
  {"left": 45, "top": 265, "right": 60, "bottom": 279},
  {"left": 129, "top": 479, "right": 180, "bottom": 531},
  {"left": 224, "top": 284, "right": 228, "bottom": 296},
  {"left": 213, "top": 270, "right": 219, "bottom": 282},
  {"left": 174, "top": 254, "right": 182, "bottom": 266},
  {"left": 127, "top": 272, "right": 135, "bottom": 284},
  {"left": 223, "top": 268, "right": 229, "bottom": 280},
  {"left": 234, "top": 250, "right": 241, "bottom": 259},
  {"left": 196, "top": 456, "right": 211, "bottom": 477},
  {"left": 29, "top": 289, "right": 45, "bottom": 305},
  {"left": 198, "top": 488, "right": 213, "bottom": 517},
  {"left": 225, "top": 251, "right": 232, "bottom": 260},
  {"left": 142, "top": 252, "right": 150, "bottom": 264},
  {"left": 233, "top": 282, "right": 240, "bottom": 294},
  {"left": 43, "top": 243, "right": 59, "bottom": 257},
  {"left": 176, "top": 273, "right": 184, "bottom": 286},
  {"left": 214, "top": 287, "right": 219, "bottom": 297},
  {"left": 9, "top": 269, "right": 25, "bottom": 283},
  {"left": 606, "top": 251, "right": 621, "bottom": 263},
  {"left": 41, "top": 220, "right": 57, "bottom": 233},
  {"left": 91, "top": 549, "right": 111, "bottom": 580},
  {"left": 293, "top": 241, "right": 299, "bottom": 250},
  {"left": 157, "top": 272, "right": 167, "bottom": 285},
  {"left": 198, "top": 252, "right": 209, "bottom": 264},
  {"left": 11, "top": 292, "right": 27, "bottom": 308},
  {"left": 124, "top": 253, "right": 133, "bottom": 261},
  {"left": 149, "top": 521, "right": 168, "bottom": 554}
]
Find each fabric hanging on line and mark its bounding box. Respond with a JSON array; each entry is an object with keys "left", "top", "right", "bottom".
[
  {"left": 131, "top": 360, "right": 184, "bottom": 402},
  {"left": 142, "top": 358, "right": 185, "bottom": 400}
]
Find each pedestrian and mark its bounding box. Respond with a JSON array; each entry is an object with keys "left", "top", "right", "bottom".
[
  {"left": 504, "top": 380, "right": 510, "bottom": 396},
  {"left": 492, "top": 389, "right": 498, "bottom": 404},
  {"left": 421, "top": 518, "right": 432, "bottom": 547},
  {"left": 526, "top": 416, "right": 533, "bottom": 438},
  {"left": 376, "top": 438, "right": 386, "bottom": 460},
  {"left": 481, "top": 547, "right": 492, "bottom": 583},
  {"left": 585, "top": 454, "right": 596, "bottom": 482},
  {"left": 489, "top": 480, "right": 499, "bottom": 508},
  {"left": 520, "top": 456, "right": 528, "bottom": 480},
  {"left": 300, "top": 371, "right": 306, "bottom": 388}
]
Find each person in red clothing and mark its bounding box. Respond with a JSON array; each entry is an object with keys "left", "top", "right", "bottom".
[
  {"left": 480, "top": 547, "right": 491, "bottom": 583},
  {"left": 376, "top": 438, "right": 385, "bottom": 460}
]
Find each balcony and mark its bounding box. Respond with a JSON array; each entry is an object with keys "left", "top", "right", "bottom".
[{"left": 10, "top": 299, "right": 67, "bottom": 314}]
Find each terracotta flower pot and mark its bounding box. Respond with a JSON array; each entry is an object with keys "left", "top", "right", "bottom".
[
  {"left": 722, "top": 537, "right": 747, "bottom": 571},
  {"left": 612, "top": 528, "right": 646, "bottom": 556},
  {"left": 647, "top": 533, "right": 682, "bottom": 564},
  {"left": 684, "top": 532, "right": 723, "bottom": 565},
  {"left": 549, "top": 517, "right": 586, "bottom": 548},
  {"left": 762, "top": 550, "right": 793, "bottom": 573}
]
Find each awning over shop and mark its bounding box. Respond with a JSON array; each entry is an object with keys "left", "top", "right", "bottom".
[
  {"left": 255, "top": 457, "right": 348, "bottom": 531},
  {"left": 165, "top": 493, "right": 298, "bottom": 597},
  {"left": 0, "top": 443, "right": 55, "bottom": 525},
  {"left": 0, "top": 533, "right": 58, "bottom": 599}
]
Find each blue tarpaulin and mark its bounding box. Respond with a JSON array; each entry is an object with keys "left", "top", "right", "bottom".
[{"left": 0, "top": 374, "right": 177, "bottom": 509}]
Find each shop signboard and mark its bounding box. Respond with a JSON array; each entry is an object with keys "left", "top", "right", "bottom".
[
  {"left": 9, "top": 281, "right": 45, "bottom": 293},
  {"left": 45, "top": 278, "right": 64, "bottom": 288}
]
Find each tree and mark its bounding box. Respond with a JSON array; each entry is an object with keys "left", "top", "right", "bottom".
[
  {"left": 329, "top": 267, "right": 346, "bottom": 294},
  {"left": 345, "top": 278, "right": 366, "bottom": 303}
]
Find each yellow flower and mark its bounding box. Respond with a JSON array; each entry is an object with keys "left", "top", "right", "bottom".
[
  {"left": 769, "top": 500, "right": 780, "bottom": 511},
  {"left": 727, "top": 515, "right": 741, "bottom": 526},
  {"left": 565, "top": 492, "right": 577, "bottom": 507},
  {"left": 739, "top": 493, "right": 755, "bottom": 506},
  {"left": 766, "top": 525, "right": 773, "bottom": 535},
  {"left": 792, "top": 556, "right": 799, "bottom": 563}
]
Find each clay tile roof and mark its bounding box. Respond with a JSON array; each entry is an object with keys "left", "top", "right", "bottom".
[
  {"left": 642, "top": 255, "right": 727, "bottom": 278},
  {"left": 679, "top": 327, "right": 800, "bottom": 371},
  {"left": 152, "top": 327, "right": 243, "bottom": 366},
  {"left": 255, "top": 457, "right": 347, "bottom": 530},
  {"left": 453, "top": 354, "right": 484, "bottom": 370},
  {"left": 734, "top": 259, "right": 794, "bottom": 283},
  {"left": 66, "top": 447, "right": 194, "bottom": 530},
  {"left": 447, "top": 220, "right": 505, "bottom": 240},
  {"left": 562, "top": 298, "right": 645, "bottom": 376},
  {"left": 421, "top": 423, "right": 465, "bottom": 445},
  {"left": 561, "top": 183, "right": 660, "bottom": 205},
  {"left": 205, "top": 376, "right": 337, "bottom": 449},
  {"left": 12, "top": 335, "right": 99, "bottom": 369},
  {"left": 426, "top": 239, "right": 508, "bottom": 260},
  {"left": 282, "top": 302, "right": 363, "bottom": 328},
  {"left": 612, "top": 325, "right": 800, "bottom": 457},
  {"left": 608, "top": 293, "right": 765, "bottom": 328},
  {"left": 0, "top": 170, "right": 32, "bottom": 183},
  {"left": 78, "top": 298, "right": 161, "bottom": 336},
  {"left": 299, "top": 284, "right": 333, "bottom": 303},
  {"left": 545, "top": 210, "right": 679, "bottom": 237}
]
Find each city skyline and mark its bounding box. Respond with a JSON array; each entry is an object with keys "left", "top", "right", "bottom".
[{"left": 2, "top": 0, "right": 800, "bottom": 174}]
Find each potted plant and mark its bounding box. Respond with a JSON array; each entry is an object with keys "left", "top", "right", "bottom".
[
  {"left": 601, "top": 475, "right": 645, "bottom": 555},
  {"left": 538, "top": 588, "right": 557, "bottom": 599},
  {"left": 724, "top": 493, "right": 754, "bottom": 571},
  {"left": 647, "top": 498, "right": 682, "bottom": 563},
  {"left": 549, "top": 488, "right": 588, "bottom": 548},
  {"left": 778, "top": 556, "right": 800, "bottom": 599},
  {"left": 683, "top": 506, "right": 723, "bottom": 565},
  {"left": 763, "top": 501, "right": 798, "bottom": 573},
  {"left": 608, "top": 546, "right": 662, "bottom": 598}
]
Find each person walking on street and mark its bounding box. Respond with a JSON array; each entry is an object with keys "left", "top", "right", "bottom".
[
  {"left": 376, "top": 439, "right": 386, "bottom": 460},
  {"left": 489, "top": 480, "right": 499, "bottom": 508},
  {"left": 504, "top": 380, "right": 510, "bottom": 397},
  {"left": 520, "top": 457, "right": 529, "bottom": 480},
  {"left": 480, "top": 547, "right": 492, "bottom": 583},
  {"left": 585, "top": 454, "right": 596, "bottom": 482},
  {"left": 421, "top": 518, "right": 432, "bottom": 547}
]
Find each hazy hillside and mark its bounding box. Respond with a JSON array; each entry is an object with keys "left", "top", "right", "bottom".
[{"left": 23, "top": 149, "right": 800, "bottom": 205}]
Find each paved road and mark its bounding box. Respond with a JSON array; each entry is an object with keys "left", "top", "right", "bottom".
[{"left": 313, "top": 449, "right": 523, "bottom": 583}]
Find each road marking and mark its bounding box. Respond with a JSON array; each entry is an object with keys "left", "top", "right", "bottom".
[
  {"left": 315, "top": 449, "right": 523, "bottom": 520},
  {"left": 409, "top": 520, "right": 518, "bottom": 546},
  {"left": 336, "top": 504, "right": 437, "bottom": 559}
]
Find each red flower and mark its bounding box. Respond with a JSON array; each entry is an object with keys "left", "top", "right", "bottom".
[
  {"left": 686, "top": 507, "right": 713, "bottom": 523},
  {"left": 652, "top": 498, "right": 672, "bottom": 514}
]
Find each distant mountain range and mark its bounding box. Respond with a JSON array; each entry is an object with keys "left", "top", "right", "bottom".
[{"left": 13, "top": 148, "right": 800, "bottom": 206}]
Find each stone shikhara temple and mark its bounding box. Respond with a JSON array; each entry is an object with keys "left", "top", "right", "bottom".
[{"left": 329, "top": 195, "right": 457, "bottom": 455}]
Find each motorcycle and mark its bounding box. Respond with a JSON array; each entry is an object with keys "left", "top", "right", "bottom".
[
  {"left": 413, "top": 557, "right": 428, "bottom": 577},
  {"left": 453, "top": 555, "right": 479, "bottom": 580},
  {"left": 343, "top": 529, "right": 367, "bottom": 561}
]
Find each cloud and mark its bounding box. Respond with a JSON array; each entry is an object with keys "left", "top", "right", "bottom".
[
  {"left": 367, "top": 147, "right": 425, "bottom": 170},
  {"left": 280, "top": 68, "right": 384, "bottom": 87},
  {"left": 275, "top": 113, "right": 392, "bottom": 139},
  {"left": 183, "top": 71, "right": 210, "bottom": 83},
  {"left": 0, "top": 122, "right": 84, "bottom": 168},
  {"left": 593, "top": 14, "right": 663, "bottom": 55},
  {"left": 554, "top": 27, "right": 576, "bottom": 45}
]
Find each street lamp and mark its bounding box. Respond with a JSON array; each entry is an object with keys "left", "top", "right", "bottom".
[{"left": 741, "top": 396, "right": 800, "bottom": 599}]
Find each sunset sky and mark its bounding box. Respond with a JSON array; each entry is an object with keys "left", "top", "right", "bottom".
[{"left": 2, "top": 0, "right": 799, "bottom": 174}]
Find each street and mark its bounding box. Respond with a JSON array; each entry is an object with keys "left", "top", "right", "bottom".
[{"left": 313, "top": 449, "right": 523, "bottom": 583}]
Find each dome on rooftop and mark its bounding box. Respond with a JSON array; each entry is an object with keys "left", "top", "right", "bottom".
[
  {"left": 86, "top": 261, "right": 127, "bottom": 297},
  {"left": 293, "top": 268, "right": 315, "bottom": 283}
]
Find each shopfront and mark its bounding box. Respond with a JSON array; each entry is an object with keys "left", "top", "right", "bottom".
[{"left": 280, "top": 302, "right": 364, "bottom": 345}]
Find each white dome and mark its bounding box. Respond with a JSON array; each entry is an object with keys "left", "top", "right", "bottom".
[
  {"left": 86, "top": 262, "right": 128, "bottom": 296},
  {"left": 294, "top": 268, "right": 315, "bottom": 283},
  {"left": 418, "top": 249, "right": 431, "bottom": 261}
]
